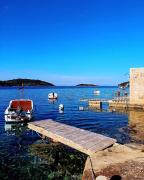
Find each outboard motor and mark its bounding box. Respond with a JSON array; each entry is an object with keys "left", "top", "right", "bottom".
[{"left": 26, "top": 110, "right": 31, "bottom": 119}]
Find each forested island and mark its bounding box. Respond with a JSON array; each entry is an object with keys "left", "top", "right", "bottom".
[
  {"left": 0, "top": 79, "right": 54, "bottom": 87},
  {"left": 76, "top": 84, "right": 98, "bottom": 87}
]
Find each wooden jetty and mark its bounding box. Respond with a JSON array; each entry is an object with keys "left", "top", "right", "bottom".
[{"left": 28, "top": 120, "right": 116, "bottom": 156}]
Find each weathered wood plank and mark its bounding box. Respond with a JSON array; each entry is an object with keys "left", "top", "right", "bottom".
[
  {"left": 28, "top": 124, "right": 91, "bottom": 155},
  {"left": 28, "top": 120, "right": 116, "bottom": 156}
]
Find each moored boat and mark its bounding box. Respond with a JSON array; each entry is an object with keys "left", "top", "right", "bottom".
[
  {"left": 94, "top": 90, "right": 100, "bottom": 95},
  {"left": 5, "top": 99, "right": 33, "bottom": 122},
  {"left": 48, "top": 92, "right": 58, "bottom": 99}
]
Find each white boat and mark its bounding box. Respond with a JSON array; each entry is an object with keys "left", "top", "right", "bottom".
[
  {"left": 94, "top": 90, "right": 100, "bottom": 95},
  {"left": 5, "top": 99, "right": 33, "bottom": 122},
  {"left": 48, "top": 92, "right": 58, "bottom": 99}
]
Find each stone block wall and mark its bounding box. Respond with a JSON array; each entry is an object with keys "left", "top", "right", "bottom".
[{"left": 130, "top": 68, "right": 144, "bottom": 105}]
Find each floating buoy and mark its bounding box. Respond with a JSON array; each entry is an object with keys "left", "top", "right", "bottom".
[
  {"left": 59, "top": 104, "right": 64, "bottom": 111},
  {"left": 79, "top": 106, "right": 84, "bottom": 111}
]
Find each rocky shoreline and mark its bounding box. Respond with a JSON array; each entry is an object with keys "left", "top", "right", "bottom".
[{"left": 82, "top": 143, "right": 144, "bottom": 180}]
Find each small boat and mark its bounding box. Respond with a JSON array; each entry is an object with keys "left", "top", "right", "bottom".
[
  {"left": 5, "top": 99, "right": 33, "bottom": 122},
  {"left": 94, "top": 90, "right": 100, "bottom": 95},
  {"left": 48, "top": 92, "right": 58, "bottom": 99}
]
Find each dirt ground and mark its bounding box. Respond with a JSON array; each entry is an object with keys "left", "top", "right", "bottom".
[{"left": 82, "top": 143, "right": 144, "bottom": 180}]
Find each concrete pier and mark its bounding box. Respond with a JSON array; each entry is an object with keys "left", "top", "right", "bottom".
[
  {"left": 82, "top": 143, "right": 144, "bottom": 180},
  {"left": 90, "top": 68, "right": 144, "bottom": 111},
  {"left": 28, "top": 119, "right": 116, "bottom": 156},
  {"left": 89, "top": 100, "right": 102, "bottom": 109}
]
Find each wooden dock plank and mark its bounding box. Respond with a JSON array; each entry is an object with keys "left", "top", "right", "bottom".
[{"left": 28, "top": 120, "right": 116, "bottom": 156}]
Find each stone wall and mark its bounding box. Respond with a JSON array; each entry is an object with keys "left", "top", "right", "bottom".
[
  {"left": 89, "top": 100, "right": 102, "bottom": 109},
  {"left": 130, "top": 68, "right": 144, "bottom": 105}
]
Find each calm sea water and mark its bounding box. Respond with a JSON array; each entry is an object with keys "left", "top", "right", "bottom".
[
  {"left": 0, "top": 86, "right": 144, "bottom": 179},
  {"left": 0, "top": 86, "right": 129, "bottom": 142}
]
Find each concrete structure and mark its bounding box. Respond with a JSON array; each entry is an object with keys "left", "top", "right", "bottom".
[
  {"left": 89, "top": 100, "right": 102, "bottom": 109},
  {"left": 28, "top": 119, "right": 116, "bottom": 156},
  {"left": 109, "top": 68, "right": 144, "bottom": 110},
  {"left": 82, "top": 143, "right": 144, "bottom": 180},
  {"left": 130, "top": 68, "right": 144, "bottom": 105}
]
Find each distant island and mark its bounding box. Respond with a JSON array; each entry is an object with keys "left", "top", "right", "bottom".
[
  {"left": 76, "top": 84, "right": 98, "bottom": 87},
  {"left": 0, "top": 79, "right": 54, "bottom": 87}
]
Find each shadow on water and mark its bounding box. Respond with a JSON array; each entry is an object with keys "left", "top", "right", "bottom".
[{"left": 0, "top": 123, "right": 86, "bottom": 180}]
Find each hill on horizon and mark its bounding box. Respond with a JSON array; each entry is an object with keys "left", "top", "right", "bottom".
[
  {"left": 0, "top": 78, "right": 54, "bottom": 87},
  {"left": 76, "top": 84, "right": 98, "bottom": 87}
]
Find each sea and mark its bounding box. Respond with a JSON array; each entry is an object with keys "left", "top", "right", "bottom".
[{"left": 0, "top": 86, "right": 143, "bottom": 179}]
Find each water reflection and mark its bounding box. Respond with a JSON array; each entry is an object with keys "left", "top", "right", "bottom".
[
  {"left": 48, "top": 99, "right": 57, "bottom": 104},
  {"left": 5, "top": 123, "right": 27, "bottom": 136},
  {"left": 128, "top": 110, "right": 144, "bottom": 143},
  {"left": 59, "top": 109, "right": 64, "bottom": 114},
  {"left": 109, "top": 108, "right": 144, "bottom": 143}
]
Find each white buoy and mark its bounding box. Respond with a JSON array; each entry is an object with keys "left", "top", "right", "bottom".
[
  {"left": 59, "top": 104, "right": 64, "bottom": 111},
  {"left": 79, "top": 107, "right": 84, "bottom": 111}
]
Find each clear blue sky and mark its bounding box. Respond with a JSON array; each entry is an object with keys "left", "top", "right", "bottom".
[{"left": 0, "top": 0, "right": 144, "bottom": 85}]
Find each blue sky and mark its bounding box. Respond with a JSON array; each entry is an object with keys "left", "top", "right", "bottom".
[{"left": 0, "top": 0, "right": 144, "bottom": 85}]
